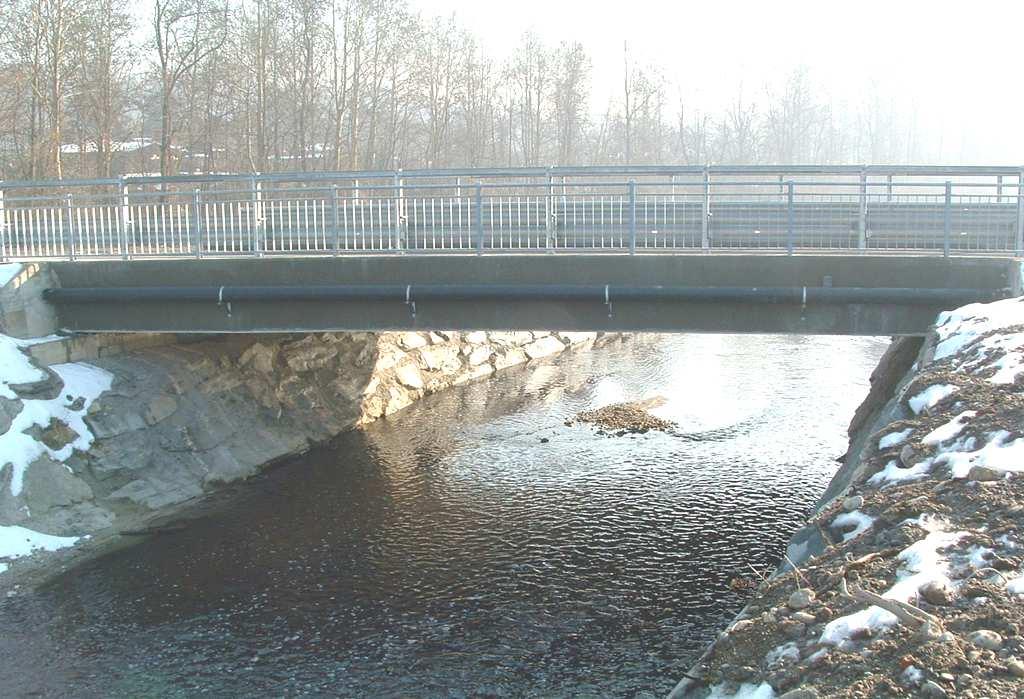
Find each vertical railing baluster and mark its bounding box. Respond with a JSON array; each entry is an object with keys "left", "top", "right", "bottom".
[
  {"left": 546, "top": 168, "right": 555, "bottom": 252},
  {"left": 192, "top": 188, "right": 203, "bottom": 258},
  {"left": 858, "top": 169, "right": 868, "bottom": 250},
  {"left": 332, "top": 185, "right": 341, "bottom": 255},
  {"left": 118, "top": 177, "right": 131, "bottom": 259},
  {"left": 943, "top": 180, "right": 952, "bottom": 258},
  {"left": 64, "top": 193, "right": 76, "bottom": 261},
  {"left": 1015, "top": 168, "right": 1024, "bottom": 255},
  {"left": 0, "top": 184, "right": 8, "bottom": 262},
  {"left": 394, "top": 170, "right": 404, "bottom": 252},
  {"left": 628, "top": 179, "right": 637, "bottom": 255},
  {"left": 701, "top": 167, "right": 711, "bottom": 249},
  {"left": 251, "top": 175, "right": 263, "bottom": 256},
  {"left": 787, "top": 180, "right": 795, "bottom": 255},
  {"left": 475, "top": 182, "right": 484, "bottom": 255}
]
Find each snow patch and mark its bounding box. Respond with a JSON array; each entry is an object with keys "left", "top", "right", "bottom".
[
  {"left": 934, "top": 296, "right": 1024, "bottom": 360},
  {"left": 1007, "top": 576, "right": 1024, "bottom": 595},
  {"left": 706, "top": 682, "right": 776, "bottom": 699},
  {"left": 908, "top": 384, "right": 958, "bottom": 414},
  {"left": 0, "top": 361, "right": 113, "bottom": 496},
  {"left": 867, "top": 458, "right": 933, "bottom": 486},
  {"left": 901, "top": 665, "right": 923, "bottom": 685},
  {"left": 933, "top": 296, "right": 1024, "bottom": 384},
  {"left": 923, "top": 411, "right": 976, "bottom": 446},
  {"left": 820, "top": 516, "right": 965, "bottom": 648},
  {"left": 878, "top": 428, "right": 913, "bottom": 449},
  {"left": 0, "top": 525, "right": 80, "bottom": 560},
  {"left": 0, "top": 263, "right": 22, "bottom": 288},
  {"left": 832, "top": 510, "right": 875, "bottom": 542},
  {"left": 764, "top": 641, "right": 799, "bottom": 666},
  {"left": 0, "top": 335, "right": 47, "bottom": 400},
  {"left": 933, "top": 430, "right": 1024, "bottom": 479}
]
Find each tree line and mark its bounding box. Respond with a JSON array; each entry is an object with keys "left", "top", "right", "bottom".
[{"left": 0, "top": 0, "right": 934, "bottom": 181}]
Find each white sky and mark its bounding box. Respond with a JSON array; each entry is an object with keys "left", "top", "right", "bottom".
[{"left": 412, "top": 0, "right": 1024, "bottom": 163}]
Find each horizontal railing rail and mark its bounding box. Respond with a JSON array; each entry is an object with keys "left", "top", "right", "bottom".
[{"left": 0, "top": 165, "right": 1021, "bottom": 261}]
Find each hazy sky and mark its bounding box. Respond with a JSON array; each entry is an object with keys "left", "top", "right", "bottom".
[{"left": 411, "top": 0, "right": 1024, "bottom": 163}]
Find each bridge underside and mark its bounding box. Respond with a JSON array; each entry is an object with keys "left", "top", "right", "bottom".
[{"left": 42, "top": 255, "right": 1019, "bottom": 336}]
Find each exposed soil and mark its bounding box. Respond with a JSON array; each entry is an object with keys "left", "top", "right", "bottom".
[{"left": 675, "top": 341, "right": 1024, "bottom": 698}]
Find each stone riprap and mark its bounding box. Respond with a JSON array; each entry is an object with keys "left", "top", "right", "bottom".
[{"left": 670, "top": 297, "right": 1024, "bottom": 698}]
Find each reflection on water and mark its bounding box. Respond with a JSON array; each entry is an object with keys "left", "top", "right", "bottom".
[{"left": 0, "top": 334, "right": 888, "bottom": 698}]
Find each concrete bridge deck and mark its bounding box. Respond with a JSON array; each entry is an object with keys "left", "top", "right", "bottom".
[{"left": 39, "top": 255, "right": 1020, "bottom": 336}]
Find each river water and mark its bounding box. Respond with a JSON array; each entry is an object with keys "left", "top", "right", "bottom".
[{"left": 0, "top": 334, "right": 888, "bottom": 698}]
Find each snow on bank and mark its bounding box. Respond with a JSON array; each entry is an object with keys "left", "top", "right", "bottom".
[
  {"left": 820, "top": 516, "right": 965, "bottom": 648},
  {"left": 706, "top": 681, "right": 776, "bottom": 699},
  {"left": 934, "top": 296, "right": 1024, "bottom": 383},
  {"left": 0, "top": 263, "right": 22, "bottom": 288},
  {"left": 934, "top": 430, "right": 1024, "bottom": 479},
  {"left": 0, "top": 334, "right": 47, "bottom": 400},
  {"left": 908, "top": 384, "right": 957, "bottom": 414},
  {"left": 878, "top": 428, "right": 913, "bottom": 449},
  {"left": 0, "top": 525, "right": 80, "bottom": 564},
  {"left": 0, "top": 362, "right": 113, "bottom": 496},
  {"left": 922, "top": 411, "right": 976, "bottom": 445},
  {"left": 832, "top": 510, "right": 875, "bottom": 542}
]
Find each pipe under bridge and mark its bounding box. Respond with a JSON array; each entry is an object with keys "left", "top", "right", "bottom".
[{"left": 40, "top": 255, "right": 1020, "bottom": 336}]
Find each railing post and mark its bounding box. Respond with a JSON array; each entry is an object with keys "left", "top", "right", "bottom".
[
  {"left": 786, "top": 180, "right": 795, "bottom": 255},
  {"left": 1016, "top": 168, "right": 1024, "bottom": 256},
  {"left": 118, "top": 176, "right": 131, "bottom": 259},
  {"left": 943, "top": 180, "right": 952, "bottom": 258},
  {"left": 0, "top": 184, "right": 6, "bottom": 262},
  {"left": 628, "top": 179, "right": 637, "bottom": 254},
  {"left": 475, "top": 182, "right": 484, "bottom": 255},
  {"left": 332, "top": 185, "right": 341, "bottom": 256},
  {"left": 886, "top": 174, "right": 893, "bottom": 202},
  {"left": 545, "top": 168, "right": 555, "bottom": 252},
  {"left": 192, "top": 188, "right": 203, "bottom": 259},
  {"left": 858, "top": 169, "right": 868, "bottom": 250},
  {"left": 393, "top": 170, "right": 404, "bottom": 252},
  {"left": 701, "top": 167, "right": 711, "bottom": 249},
  {"left": 997, "top": 175, "right": 1003, "bottom": 204},
  {"left": 251, "top": 175, "right": 263, "bottom": 256},
  {"left": 64, "top": 193, "right": 76, "bottom": 261}
]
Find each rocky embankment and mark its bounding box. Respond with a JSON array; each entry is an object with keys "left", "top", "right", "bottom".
[
  {"left": 0, "top": 317, "right": 612, "bottom": 582},
  {"left": 670, "top": 297, "right": 1024, "bottom": 698}
]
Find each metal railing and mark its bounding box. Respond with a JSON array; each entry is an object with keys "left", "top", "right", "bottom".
[{"left": 1, "top": 165, "right": 1022, "bottom": 260}]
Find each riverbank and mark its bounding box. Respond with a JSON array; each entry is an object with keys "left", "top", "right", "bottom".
[
  {"left": 670, "top": 296, "right": 1024, "bottom": 698},
  {"left": 0, "top": 264, "right": 619, "bottom": 588}
]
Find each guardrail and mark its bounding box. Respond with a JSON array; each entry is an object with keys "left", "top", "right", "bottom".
[{"left": 1, "top": 166, "right": 1022, "bottom": 260}]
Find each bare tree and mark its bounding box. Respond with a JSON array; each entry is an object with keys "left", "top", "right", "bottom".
[{"left": 152, "top": 0, "right": 228, "bottom": 176}]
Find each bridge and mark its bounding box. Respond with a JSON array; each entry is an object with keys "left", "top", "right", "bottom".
[{"left": 2, "top": 166, "right": 1021, "bottom": 336}]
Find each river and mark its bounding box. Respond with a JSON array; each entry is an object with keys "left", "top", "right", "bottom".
[{"left": 0, "top": 333, "right": 888, "bottom": 698}]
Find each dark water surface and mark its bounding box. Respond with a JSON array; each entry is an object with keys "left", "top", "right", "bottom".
[{"left": 0, "top": 334, "right": 888, "bottom": 698}]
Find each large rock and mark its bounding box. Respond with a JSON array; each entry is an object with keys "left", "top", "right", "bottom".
[
  {"left": 523, "top": 335, "right": 566, "bottom": 360},
  {"left": 418, "top": 345, "right": 462, "bottom": 373},
  {"left": 394, "top": 362, "right": 425, "bottom": 390},
  {"left": 143, "top": 395, "right": 178, "bottom": 426},
  {"left": 493, "top": 348, "right": 528, "bottom": 370},
  {"left": 21, "top": 455, "right": 94, "bottom": 514},
  {"left": 9, "top": 366, "right": 64, "bottom": 400},
  {"left": 238, "top": 342, "right": 279, "bottom": 374},
  {"left": 0, "top": 396, "right": 21, "bottom": 434},
  {"left": 468, "top": 346, "right": 493, "bottom": 367},
  {"left": 398, "top": 333, "right": 429, "bottom": 350}
]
